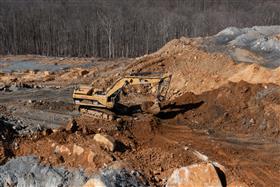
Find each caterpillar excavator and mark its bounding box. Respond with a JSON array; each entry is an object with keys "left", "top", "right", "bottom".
[{"left": 72, "top": 72, "right": 171, "bottom": 120}]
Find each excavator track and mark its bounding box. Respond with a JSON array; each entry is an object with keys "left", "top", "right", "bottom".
[{"left": 79, "top": 107, "right": 116, "bottom": 121}]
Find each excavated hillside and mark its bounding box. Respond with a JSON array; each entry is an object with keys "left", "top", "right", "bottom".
[
  {"left": 0, "top": 26, "right": 279, "bottom": 186},
  {"left": 125, "top": 36, "right": 280, "bottom": 99}
]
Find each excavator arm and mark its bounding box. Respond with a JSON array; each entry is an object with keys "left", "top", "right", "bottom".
[
  {"left": 105, "top": 74, "right": 170, "bottom": 99},
  {"left": 72, "top": 73, "right": 171, "bottom": 115}
]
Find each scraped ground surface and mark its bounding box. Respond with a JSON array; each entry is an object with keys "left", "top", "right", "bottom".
[{"left": 0, "top": 26, "right": 280, "bottom": 186}]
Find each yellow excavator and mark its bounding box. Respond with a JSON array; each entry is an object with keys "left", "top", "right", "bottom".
[{"left": 72, "top": 72, "right": 171, "bottom": 120}]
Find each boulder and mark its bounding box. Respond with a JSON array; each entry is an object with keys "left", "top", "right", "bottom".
[
  {"left": 54, "top": 145, "right": 71, "bottom": 155},
  {"left": 83, "top": 178, "right": 106, "bottom": 187},
  {"left": 73, "top": 144, "right": 84, "bottom": 156},
  {"left": 166, "top": 163, "right": 223, "bottom": 187},
  {"left": 93, "top": 134, "right": 115, "bottom": 152}
]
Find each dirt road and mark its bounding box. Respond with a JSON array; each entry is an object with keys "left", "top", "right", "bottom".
[{"left": 0, "top": 87, "right": 77, "bottom": 129}]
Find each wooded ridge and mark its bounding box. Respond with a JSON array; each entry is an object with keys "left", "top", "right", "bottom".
[{"left": 0, "top": 0, "right": 279, "bottom": 58}]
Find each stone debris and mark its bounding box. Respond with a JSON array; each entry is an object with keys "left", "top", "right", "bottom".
[
  {"left": 166, "top": 163, "right": 223, "bottom": 187},
  {"left": 73, "top": 144, "right": 85, "bottom": 156},
  {"left": 93, "top": 134, "right": 116, "bottom": 152},
  {"left": 83, "top": 178, "right": 106, "bottom": 187},
  {"left": 55, "top": 145, "right": 71, "bottom": 155}
]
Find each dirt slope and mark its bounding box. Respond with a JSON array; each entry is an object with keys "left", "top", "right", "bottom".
[{"left": 124, "top": 37, "right": 280, "bottom": 100}]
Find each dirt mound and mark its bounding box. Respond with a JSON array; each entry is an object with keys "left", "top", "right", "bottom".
[
  {"left": 229, "top": 64, "right": 280, "bottom": 84},
  {"left": 166, "top": 81, "right": 280, "bottom": 140},
  {"left": 158, "top": 81, "right": 280, "bottom": 186},
  {"left": 126, "top": 37, "right": 236, "bottom": 97},
  {"left": 123, "top": 37, "right": 280, "bottom": 101}
]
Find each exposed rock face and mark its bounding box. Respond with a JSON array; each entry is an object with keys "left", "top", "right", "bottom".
[
  {"left": 0, "top": 156, "right": 148, "bottom": 187},
  {"left": 93, "top": 134, "right": 116, "bottom": 152},
  {"left": 166, "top": 163, "right": 223, "bottom": 187},
  {"left": 0, "top": 156, "right": 87, "bottom": 187},
  {"left": 84, "top": 167, "right": 148, "bottom": 187},
  {"left": 215, "top": 26, "right": 280, "bottom": 68}
]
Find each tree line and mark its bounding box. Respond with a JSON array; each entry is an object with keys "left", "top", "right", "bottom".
[{"left": 0, "top": 0, "right": 279, "bottom": 58}]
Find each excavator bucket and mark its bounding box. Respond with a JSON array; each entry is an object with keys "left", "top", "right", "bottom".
[{"left": 141, "top": 101, "right": 161, "bottom": 115}]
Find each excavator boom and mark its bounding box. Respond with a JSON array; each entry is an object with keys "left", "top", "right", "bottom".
[{"left": 72, "top": 73, "right": 171, "bottom": 119}]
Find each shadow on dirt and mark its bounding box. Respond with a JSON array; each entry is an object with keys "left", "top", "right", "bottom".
[
  {"left": 214, "top": 165, "right": 227, "bottom": 187},
  {"left": 156, "top": 101, "right": 204, "bottom": 119},
  {"left": 114, "top": 101, "right": 204, "bottom": 119},
  {"left": 114, "top": 103, "right": 142, "bottom": 115},
  {"left": 115, "top": 140, "right": 130, "bottom": 153},
  {"left": 0, "top": 118, "right": 17, "bottom": 164}
]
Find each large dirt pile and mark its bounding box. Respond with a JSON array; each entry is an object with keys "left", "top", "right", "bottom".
[
  {"left": 125, "top": 36, "right": 280, "bottom": 100},
  {"left": 162, "top": 81, "right": 280, "bottom": 140}
]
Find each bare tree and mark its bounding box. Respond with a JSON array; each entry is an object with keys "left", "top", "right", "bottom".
[{"left": 0, "top": 0, "right": 279, "bottom": 58}]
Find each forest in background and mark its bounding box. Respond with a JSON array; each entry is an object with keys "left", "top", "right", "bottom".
[{"left": 0, "top": 0, "right": 280, "bottom": 58}]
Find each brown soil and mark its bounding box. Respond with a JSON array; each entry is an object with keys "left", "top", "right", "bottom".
[
  {"left": 125, "top": 37, "right": 280, "bottom": 99},
  {"left": 2, "top": 81, "right": 278, "bottom": 186}
]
